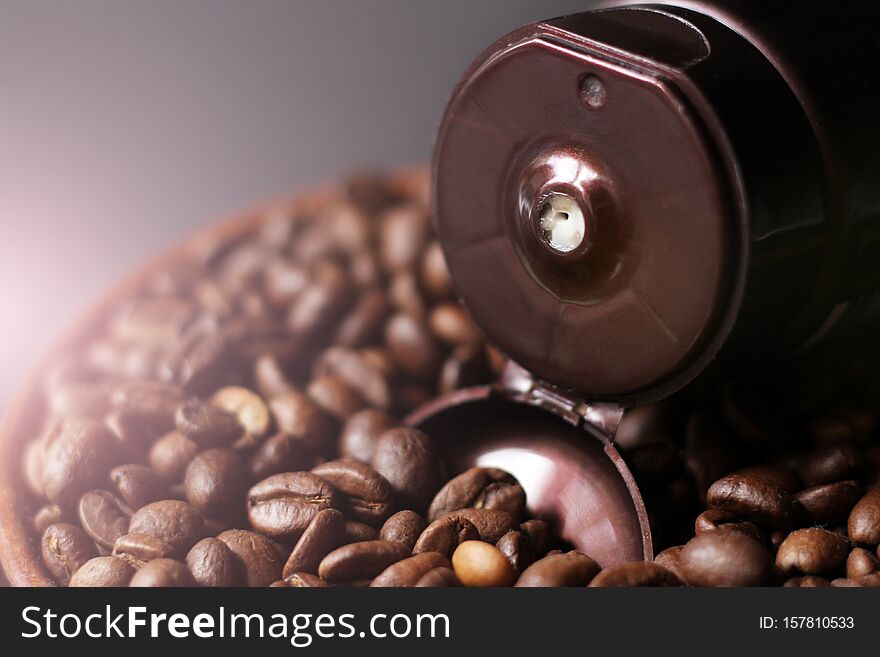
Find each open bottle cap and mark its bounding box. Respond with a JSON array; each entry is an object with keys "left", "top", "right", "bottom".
[{"left": 432, "top": 7, "right": 747, "bottom": 404}]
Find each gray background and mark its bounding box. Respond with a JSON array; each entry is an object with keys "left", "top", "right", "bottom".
[{"left": 0, "top": 0, "right": 593, "bottom": 410}]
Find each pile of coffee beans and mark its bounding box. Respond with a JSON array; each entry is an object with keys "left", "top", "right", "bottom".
[{"left": 16, "top": 169, "right": 880, "bottom": 586}]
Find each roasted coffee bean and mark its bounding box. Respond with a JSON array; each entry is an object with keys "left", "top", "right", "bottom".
[
  {"left": 148, "top": 431, "right": 199, "bottom": 482},
  {"left": 520, "top": 519, "right": 554, "bottom": 557},
  {"left": 389, "top": 271, "right": 426, "bottom": 318},
  {"left": 799, "top": 444, "right": 863, "bottom": 487},
  {"left": 420, "top": 241, "right": 454, "bottom": 299},
  {"left": 263, "top": 259, "right": 309, "bottom": 308},
  {"left": 795, "top": 480, "right": 861, "bottom": 524},
  {"left": 451, "top": 541, "right": 515, "bottom": 587},
  {"left": 129, "top": 500, "right": 206, "bottom": 556},
  {"left": 311, "top": 460, "right": 394, "bottom": 526},
  {"left": 415, "top": 566, "right": 461, "bottom": 587},
  {"left": 78, "top": 489, "right": 133, "bottom": 550},
  {"left": 428, "top": 304, "right": 481, "bottom": 346},
  {"left": 184, "top": 448, "right": 246, "bottom": 517},
  {"left": 379, "top": 510, "right": 426, "bottom": 551},
  {"left": 217, "top": 529, "right": 283, "bottom": 587},
  {"left": 515, "top": 551, "right": 600, "bottom": 587},
  {"left": 109, "top": 464, "right": 167, "bottom": 509},
  {"left": 283, "top": 509, "right": 347, "bottom": 577},
  {"left": 438, "top": 344, "right": 492, "bottom": 393},
  {"left": 413, "top": 514, "right": 479, "bottom": 558},
  {"left": 268, "top": 391, "right": 337, "bottom": 454},
  {"left": 653, "top": 546, "right": 686, "bottom": 582},
  {"left": 706, "top": 473, "right": 801, "bottom": 528},
  {"left": 334, "top": 290, "right": 389, "bottom": 348},
  {"left": 111, "top": 380, "right": 184, "bottom": 431},
  {"left": 246, "top": 471, "right": 337, "bottom": 540},
  {"left": 130, "top": 558, "right": 195, "bottom": 587},
  {"left": 186, "top": 537, "right": 244, "bottom": 587},
  {"left": 313, "top": 347, "right": 391, "bottom": 410},
  {"left": 385, "top": 313, "right": 442, "bottom": 382},
  {"left": 41, "top": 419, "right": 120, "bottom": 505},
  {"left": 694, "top": 509, "right": 764, "bottom": 543},
  {"left": 679, "top": 530, "right": 773, "bottom": 586},
  {"left": 735, "top": 465, "right": 800, "bottom": 493},
  {"left": 589, "top": 562, "right": 681, "bottom": 587},
  {"left": 371, "top": 551, "right": 450, "bottom": 587},
  {"left": 428, "top": 467, "right": 525, "bottom": 522},
  {"left": 69, "top": 556, "right": 135, "bottom": 587},
  {"left": 379, "top": 203, "right": 429, "bottom": 273},
  {"left": 41, "top": 523, "right": 99, "bottom": 586},
  {"left": 444, "top": 508, "right": 516, "bottom": 543},
  {"left": 318, "top": 540, "right": 411, "bottom": 583},
  {"left": 371, "top": 427, "right": 444, "bottom": 512},
  {"left": 848, "top": 486, "right": 880, "bottom": 545},
  {"left": 345, "top": 521, "right": 379, "bottom": 543},
  {"left": 496, "top": 531, "right": 533, "bottom": 573},
  {"left": 784, "top": 576, "right": 831, "bottom": 587},
  {"left": 110, "top": 298, "right": 193, "bottom": 344},
  {"left": 272, "top": 573, "right": 330, "bottom": 588},
  {"left": 339, "top": 409, "right": 396, "bottom": 463},
  {"left": 33, "top": 503, "right": 71, "bottom": 534},
  {"left": 248, "top": 432, "right": 316, "bottom": 480},
  {"left": 253, "top": 353, "right": 294, "bottom": 398},
  {"left": 306, "top": 375, "right": 366, "bottom": 420},
  {"left": 175, "top": 398, "right": 243, "bottom": 447},
  {"left": 777, "top": 528, "right": 849, "bottom": 575},
  {"left": 210, "top": 386, "right": 270, "bottom": 447},
  {"left": 846, "top": 547, "right": 879, "bottom": 579},
  {"left": 113, "top": 533, "right": 175, "bottom": 564},
  {"left": 287, "top": 262, "right": 353, "bottom": 337}
]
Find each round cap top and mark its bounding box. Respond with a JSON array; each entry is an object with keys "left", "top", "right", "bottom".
[{"left": 433, "top": 18, "right": 744, "bottom": 403}]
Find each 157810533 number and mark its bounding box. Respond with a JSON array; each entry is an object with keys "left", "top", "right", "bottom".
[{"left": 783, "top": 617, "right": 854, "bottom": 629}]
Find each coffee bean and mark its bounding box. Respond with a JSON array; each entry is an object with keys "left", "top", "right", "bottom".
[
  {"left": 272, "top": 572, "right": 330, "bottom": 587},
  {"left": 345, "top": 521, "right": 379, "bottom": 543},
  {"left": 496, "top": 531, "right": 533, "bottom": 573},
  {"left": 69, "top": 556, "right": 135, "bottom": 587},
  {"left": 41, "top": 523, "right": 99, "bottom": 586},
  {"left": 129, "top": 500, "right": 206, "bottom": 556},
  {"left": 33, "top": 503, "right": 71, "bottom": 534},
  {"left": 428, "top": 304, "right": 481, "bottom": 346},
  {"left": 148, "top": 431, "right": 199, "bottom": 481},
  {"left": 415, "top": 566, "right": 461, "bottom": 587},
  {"left": 113, "top": 533, "right": 175, "bottom": 564},
  {"left": 385, "top": 313, "right": 442, "bottom": 382},
  {"left": 318, "top": 540, "right": 411, "bottom": 583},
  {"left": 248, "top": 432, "right": 316, "bottom": 481},
  {"left": 175, "top": 398, "right": 243, "bottom": 447},
  {"left": 734, "top": 465, "right": 800, "bottom": 493},
  {"left": 306, "top": 375, "right": 366, "bottom": 420},
  {"left": 186, "top": 537, "right": 244, "bottom": 587},
  {"left": 799, "top": 444, "right": 863, "bottom": 487},
  {"left": 210, "top": 386, "right": 270, "bottom": 448},
  {"left": 130, "top": 558, "right": 195, "bottom": 587},
  {"left": 217, "top": 529, "right": 283, "bottom": 587},
  {"left": 379, "top": 203, "right": 429, "bottom": 273},
  {"left": 183, "top": 448, "right": 246, "bottom": 518},
  {"left": 339, "top": 409, "right": 396, "bottom": 464},
  {"left": 283, "top": 509, "right": 347, "bottom": 577},
  {"left": 420, "top": 241, "right": 454, "bottom": 299},
  {"left": 110, "top": 298, "right": 193, "bottom": 345},
  {"left": 313, "top": 347, "right": 391, "bottom": 410},
  {"left": 371, "top": 427, "right": 444, "bottom": 512},
  {"left": 253, "top": 353, "right": 294, "bottom": 398},
  {"left": 263, "top": 259, "right": 309, "bottom": 309},
  {"left": 784, "top": 576, "right": 831, "bottom": 587},
  {"left": 268, "top": 391, "right": 337, "bottom": 454},
  {"left": 413, "top": 514, "right": 479, "bottom": 558},
  {"left": 334, "top": 290, "right": 389, "bottom": 348},
  {"left": 830, "top": 577, "right": 862, "bottom": 587},
  {"left": 707, "top": 473, "right": 801, "bottom": 528},
  {"left": 78, "top": 489, "right": 133, "bottom": 550},
  {"left": 286, "top": 262, "right": 353, "bottom": 337},
  {"left": 388, "top": 271, "right": 426, "bottom": 318},
  {"left": 111, "top": 380, "right": 184, "bottom": 431},
  {"left": 311, "top": 460, "right": 394, "bottom": 526},
  {"left": 371, "top": 552, "right": 450, "bottom": 587},
  {"left": 694, "top": 509, "right": 763, "bottom": 543},
  {"left": 246, "top": 471, "right": 337, "bottom": 540},
  {"left": 795, "top": 480, "right": 861, "bottom": 524},
  {"left": 444, "top": 508, "right": 516, "bottom": 544},
  {"left": 428, "top": 467, "right": 525, "bottom": 522},
  {"left": 109, "top": 464, "right": 168, "bottom": 509},
  {"left": 41, "top": 419, "right": 120, "bottom": 505},
  {"left": 450, "top": 540, "right": 515, "bottom": 587},
  {"left": 848, "top": 486, "right": 880, "bottom": 545},
  {"left": 858, "top": 573, "right": 880, "bottom": 587},
  {"left": 589, "top": 562, "right": 681, "bottom": 587},
  {"left": 846, "top": 547, "right": 879, "bottom": 579},
  {"left": 653, "top": 546, "right": 686, "bottom": 582},
  {"left": 379, "top": 510, "right": 426, "bottom": 551},
  {"left": 777, "top": 527, "right": 849, "bottom": 575},
  {"left": 679, "top": 531, "right": 773, "bottom": 586},
  {"left": 515, "top": 551, "right": 600, "bottom": 587},
  {"left": 520, "top": 519, "right": 554, "bottom": 557}
]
